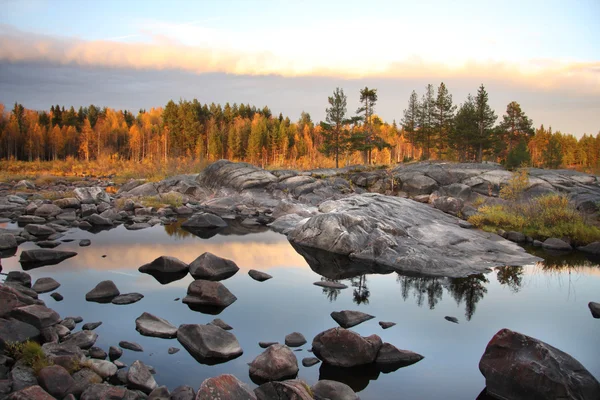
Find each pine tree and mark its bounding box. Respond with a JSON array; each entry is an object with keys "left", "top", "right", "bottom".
[
  {"left": 401, "top": 90, "right": 420, "bottom": 159},
  {"left": 418, "top": 84, "right": 436, "bottom": 159},
  {"left": 474, "top": 85, "right": 497, "bottom": 162},
  {"left": 543, "top": 134, "right": 563, "bottom": 169},
  {"left": 450, "top": 95, "right": 477, "bottom": 161},
  {"left": 497, "top": 101, "right": 534, "bottom": 162},
  {"left": 434, "top": 82, "right": 456, "bottom": 158},
  {"left": 319, "top": 87, "right": 349, "bottom": 168},
  {"left": 354, "top": 87, "right": 379, "bottom": 164}
]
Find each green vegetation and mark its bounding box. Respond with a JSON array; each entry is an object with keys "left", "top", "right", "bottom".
[
  {"left": 5, "top": 341, "right": 53, "bottom": 375},
  {"left": 468, "top": 194, "right": 600, "bottom": 245},
  {"left": 140, "top": 193, "right": 184, "bottom": 209},
  {"left": 499, "top": 169, "right": 529, "bottom": 201}
]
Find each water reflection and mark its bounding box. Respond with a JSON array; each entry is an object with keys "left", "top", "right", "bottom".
[
  {"left": 397, "top": 276, "right": 444, "bottom": 310},
  {"left": 496, "top": 266, "right": 523, "bottom": 293},
  {"left": 319, "top": 278, "right": 342, "bottom": 302},
  {"left": 351, "top": 275, "right": 370, "bottom": 305},
  {"left": 448, "top": 274, "right": 489, "bottom": 321}
]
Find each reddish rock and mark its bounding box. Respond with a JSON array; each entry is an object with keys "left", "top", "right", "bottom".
[
  {"left": 37, "top": 365, "right": 75, "bottom": 398},
  {"left": 312, "top": 327, "right": 382, "bottom": 367},
  {"left": 196, "top": 374, "right": 256, "bottom": 400},
  {"left": 7, "top": 385, "right": 55, "bottom": 400},
  {"left": 254, "top": 380, "right": 312, "bottom": 400},
  {"left": 249, "top": 344, "right": 298, "bottom": 383},
  {"left": 182, "top": 280, "right": 237, "bottom": 309}
]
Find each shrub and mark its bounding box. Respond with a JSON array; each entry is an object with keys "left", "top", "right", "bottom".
[
  {"left": 5, "top": 341, "right": 53, "bottom": 375},
  {"left": 499, "top": 169, "right": 529, "bottom": 201}
]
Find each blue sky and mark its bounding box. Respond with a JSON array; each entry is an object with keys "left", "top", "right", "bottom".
[{"left": 0, "top": 0, "right": 599, "bottom": 135}]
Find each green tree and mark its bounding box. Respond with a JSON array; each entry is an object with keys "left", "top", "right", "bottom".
[
  {"left": 320, "top": 87, "right": 349, "bottom": 168},
  {"left": 434, "top": 82, "right": 456, "bottom": 158},
  {"left": 355, "top": 87, "right": 378, "bottom": 164},
  {"left": 543, "top": 134, "right": 563, "bottom": 169},
  {"left": 505, "top": 139, "right": 531, "bottom": 170},
  {"left": 474, "top": 84, "right": 497, "bottom": 162},
  {"left": 497, "top": 101, "right": 534, "bottom": 162},
  {"left": 418, "top": 84, "right": 436, "bottom": 159},
  {"left": 450, "top": 95, "right": 477, "bottom": 161},
  {"left": 401, "top": 90, "right": 420, "bottom": 158}
]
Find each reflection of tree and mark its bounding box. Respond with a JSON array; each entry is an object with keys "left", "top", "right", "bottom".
[
  {"left": 320, "top": 278, "right": 341, "bottom": 302},
  {"left": 351, "top": 275, "right": 370, "bottom": 305},
  {"left": 496, "top": 266, "right": 523, "bottom": 293},
  {"left": 448, "top": 274, "right": 489, "bottom": 321},
  {"left": 397, "top": 275, "right": 444, "bottom": 309},
  {"left": 163, "top": 219, "right": 192, "bottom": 239}
]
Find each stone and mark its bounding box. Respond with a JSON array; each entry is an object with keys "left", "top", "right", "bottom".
[
  {"left": 176, "top": 324, "right": 243, "bottom": 364},
  {"left": 0, "top": 233, "right": 17, "bottom": 250},
  {"left": 112, "top": 293, "right": 144, "bottom": 305},
  {"left": 402, "top": 174, "right": 438, "bottom": 194},
  {"left": 331, "top": 310, "right": 375, "bottom": 329},
  {"left": 0, "top": 318, "right": 40, "bottom": 351},
  {"left": 6, "top": 195, "right": 27, "bottom": 205},
  {"left": 19, "top": 249, "right": 77, "bottom": 268},
  {"left": 578, "top": 242, "right": 600, "bottom": 255},
  {"left": 60, "top": 318, "right": 76, "bottom": 330},
  {"left": 42, "top": 342, "right": 85, "bottom": 370},
  {"left": 375, "top": 342, "right": 424, "bottom": 372},
  {"left": 311, "top": 380, "right": 358, "bottom": 400},
  {"left": 86, "top": 280, "right": 120, "bottom": 302},
  {"left": 89, "top": 346, "right": 107, "bottom": 359},
  {"left": 209, "top": 319, "right": 233, "bottom": 330},
  {"left": 2, "top": 283, "right": 38, "bottom": 300},
  {"left": 80, "top": 384, "right": 131, "bottom": 400},
  {"left": 284, "top": 332, "right": 306, "bottom": 347},
  {"left": 379, "top": 321, "right": 396, "bottom": 329},
  {"left": 37, "top": 365, "right": 75, "bottom": 398},
  {"left": 170, "top": 386, "right": 195, "bottom": 400},
  {"left": 31, "top": 277, "right": 60, "bottom": 294},
  {"left": 53, "top": 197, "right": 81, "bottom": 209},
  {"left": 11, "top": 305, "right": 60, "bottom": 329},
  {"left": 505, "top": 231, "right": 527, "bottom": 243},
  {"left": 196, "top": 374, "right": 256, "bottom": 400},
  {"left": 6, "top": 271, "right": 32, "bottom": 288},
  {"left": 479, "top": 328, "right": 600, "bottom": 400},
  {"left": 87, "top": 214, "right": 113, "bottom": 226},
  {"left": 189, "top": 252, "right": 239, "bottom": 281},
  {"left": 168, "top": 347, "right": 180, "bottom": 355},
  {"left": 54, "top": 323, "right": 70, "bottom": 338},
  {"left": 61, "top": 330, "right": 98, "bottom": 349},
  {"left": 258, "top": 342, "right": 278, "bottom": 349},
  {"left": 109, "top": 346, "right": 123, "bottom": 361},
  {"left": 148, "top": 386, "right": 170, "bottom": 400},
  {"left": 248, "top": 270, "right": 273, "bottom": 282},
  {"left": 254, "top": 380, "right": 312, "bottom": 400},
  {"left": 249, "top": 344, "right": 299, "bottom": 383},
  {"left": 197, "top": 159, "right": 277, "bottom": 190},
  {"left": 17, "top": 215, "right": 46, "bottom": 225},
  {"left": 79, "top": 239, "right": 91, "bottom": 246},
  {"left": 80, "top": 204, "right": 97, "bottom": 217},
  {"left": 36, "top": 240, "right": 61, "bottom": 249},
  {"left": 313, "top": 281, "right": 348, "bottom": 289},
  {"left": 445, "top": 316, "right": 459, "bottom": 324},
  {"left": 302, "top": 357, "right": 320, "bottom": 367},
  {"left": 0, "top": 287, "right": 30, "bottom": 319},
  {"left": 119, "top": 341, "right": 144, "bottom": 352},
  {"left": 312, "top": 327, "right": 382, "bottom": 368},
  {"left": 182, "top": 280, "right": 237, "bottom": 310},
  {"left": 82, "top": 321, "right": 102, "bottom": 331},
  {"left": 588, "top": 302, "right": 600, "bottom": 319},
  {"left": 34, "top": 204, "right": 62, "bottom": 218},
  {"left": 125, "top": 223, "right": 151, "bottom": 230},
  {"left": 432, "top": 196, "right": 463, "bottom": 216},
  {"left": 9, "top": 362, "right": 37, "bottom": 392},
  {"left": 139, "top": 256, "right": 188, "bottom": 274},
  {"left": 7, "top": 385, "right": 55, "bottom": 400},
  {"left": 127, "top": 360, "right": 158, "bottom": 394},
  {"left": 181, "top": 212, "right": 227, "bottom": 230},
  {"left": 135, "top": 312, "right": 177, "bottom": 339},
  {"left": 73, "top": 187, "right": 110, "bottom": 204},
  {"left": 542, "top": 238, "right": 573, "bottom": 251},
  {"left": 87, "top": 359, "right": 117, "bottom": 378}
]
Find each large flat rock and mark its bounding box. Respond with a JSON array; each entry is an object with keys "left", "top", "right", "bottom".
[
  {"left": 197, "top": 159, "right": 277, "bottom": 191},
  {"left": 176, "top": 324, "right": 243, "bottom": 364}
]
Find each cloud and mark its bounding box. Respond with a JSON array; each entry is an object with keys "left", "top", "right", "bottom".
[{"left": 0, "top": 24, "right": 598, "bottom": 96}]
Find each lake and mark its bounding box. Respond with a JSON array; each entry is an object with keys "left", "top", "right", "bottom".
[{"left": 1, "top": 221, "right": 599, "bottom": 399}]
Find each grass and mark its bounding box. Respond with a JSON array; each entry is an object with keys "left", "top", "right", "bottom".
[
  {"left": 141, "top": 193, "right": 184, "bottom": 209},
  {"left": 468, "top": 194, "right": 600, "bottom": 245},
  {"left": 5, "top": 341, "right": 53, "bottom": 375}
]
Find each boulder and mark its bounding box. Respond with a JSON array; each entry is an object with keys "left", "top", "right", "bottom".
[
  {"left": 254, "top": 380, "right": 312, "bottom": 400},
  {"left": 6, "top": 271, "right": 32, "bottom": 288},
  {"left": 168, "top": 347, "right": 180, "bottom": 354},
  {"left": 176, "top": 324, "right": 243, "bottom": 364},
  {"left": 375, "top": 342, "right": 424, "bottom": 372},
  {"left": 578, "top": 242, "right": 600, "bottom": 255},
  {"left": 61, "top": 330, "right": 98, "bottom": 349},
  {"left": 197, "top": 159, "right": 277, "bottom": 190},
  {"left": 36, "top": 240, "right": 61, "bottom": 249},
  {"left": 378, "top": 321, "right": 396, "bottom": 329},
  {"left": 19, "top": 249, "right": 77, "bottom": 268},
  {"left": 0, "top": 318, "right": 40, "bottom": 351},
  {"left": 209, "top": 319, "right": 233, "bottom": 330},
  {"left": 0, "top": 287, "right": 32, "bottom": 318},
  {"left": 87, "top": 214, "right": 113, "bottom": 226},
  {"left": 505, "top": 231, "right": 527, "bottom": 243},
  {"left": 181, "top": 213, "right": 227, "bottom": 230},
  {"left": 50, "top": 292, "right": 63, "bottom": 301},
  {"left": 17, "top": 215, "right": 46, "bottom": 225},
  {"left": 73, "top": 187, "right": 110, "bottom": 204},
  {"left": 127, "top": 360, "right": 158, "bottom": 394},
  {"left": 402, "top": 174, "right": 438, "bottom": 194},
  {"left": 111, "top": 293, "right": 144, "bottom": 305},
  {"left": 31, "top": 277, "right": 60, "bottom": 294},
  {"left": 139, "top": 256, "right": 189, "bottom": 274},
  {"left": 302, "top": 357, "right": 320, "bottom": 367},
  {"left": 86, "top": 359, "right": 117, "bottom": 379},
  {"left": 196, "top": 374, "right": 256, "bottom": 400},
  {"left": 119, "top": 341, "right": 144, "bottom": 352},
  {"left": 42, "top": 342, "right": 86, "bottom": 370},
  {"left": 11, "top": 305, "right": 60, "bottom": 329},
  {"left": 248, "top": 270, "right": 273, "bottom": 282},
  {"left": 135, "top": 312, "right": 177, "bottom": 339},
  {"left": 312, "top": 327, "right": 382, "bottom": 367},
  {"left": 80, "top": 204, "right": 97, "bottom": 217},
  {"left": 588, "top": 302, "right": 600, "bottom": 319},
  {"left": 82, "top": 321, "right": 102, "bottom": 331},
  {"left": 170, "top": 386, "right": 195, "bottom": 400},
  {"left": 9, "top": 362, "right": 37, "bottom": 392},
  {"left": 34, "top": 204, "right": 62, "bottom": 218},
  {"left": 311, "top": 380, "right": 359, "bottom": 400},
  {"left": 182, "top": 280, "right": 237, "bottom": 310},
  {"left": 85, "top": 280, "right": 120, "bottom": 302},
  {"left": 148, "top": 386, "right": 170, "bottom": 400},
  {"left": 7, "top": 385, "right": 55, "bottom": 400},
  {"left": 109, "top": 346, "right": 123, "bottom": 361},
  {"left": 331, "top": 310, "right": 375, "bottom": 329},
  {"left": 89, "top": 346, "right": 107, "bottom": 359},
  {"left": 445, "top": 316, "right": 459, "bottom": 324},
  {"left": 542, "top": 238, "right": 572, "bottom": 251},
  {"left": 80, "top": 384, "right": 132, "bottom": 400},
  {"left": 0, "top": 233, "right": 17, "bottom": 250},
  {"left": 284, "top": 332, "right": 306, "bottom": 347},
  {"left": 249, "top": 344, "right": 299, "bottom": 383},
  {"left": 479, "top": 328, "right": 600, "bottom": 400},
  {"left": 189, "top": 252, "right": 239, "bottom": 281},
  {"left": 37, "top": 365, "right": 75, "bottom": 398},
  {"left": 432, "top": 196, "right": 463, "bottom": 216}
]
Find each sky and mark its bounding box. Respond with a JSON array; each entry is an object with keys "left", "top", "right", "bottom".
[{"left": 0, "top": 0, "right": 599, "bottom": 137}]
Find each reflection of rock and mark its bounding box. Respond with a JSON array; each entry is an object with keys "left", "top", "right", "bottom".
[
  {"left": 141, "top": 270, "right": 188, "bottom": 285},
  {"left": 181, "top": 213, "right": 227, "bottom": 238},
  {"left": 318, "top": 362, "right": 380, "bottom": 393},
  {"left": 479, "top": 328, "right": 600, "bottom": 400}
]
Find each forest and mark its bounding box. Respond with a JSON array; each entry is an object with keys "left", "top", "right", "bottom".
[{"left": 0, "top": 83, "right": 598, "bottom": 172}]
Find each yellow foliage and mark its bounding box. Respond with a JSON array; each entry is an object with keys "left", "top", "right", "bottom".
[{"left": 499, "top": 169, "right": 529, "bottom": 200}]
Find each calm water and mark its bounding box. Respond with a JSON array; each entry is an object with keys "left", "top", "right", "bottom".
[{"left": 1, "top": 221, "right": 599, "bottom": 399}]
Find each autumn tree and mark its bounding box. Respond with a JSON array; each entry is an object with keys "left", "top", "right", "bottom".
[
  {"left": 320, "top": 87, "right": 349, "bottom": 168},
  {"left": 543, "top": 134, "right": 563, "bottom": 169}
]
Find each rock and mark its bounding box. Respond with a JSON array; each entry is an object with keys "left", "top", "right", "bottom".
[
  {"left": 78, "top": 221, "right": 92, "bottom": 230},
  {"left": 135, "top": 312, "right": 177, "bottom": 339},
  {"left": 139, "top": 256, "right": 188, "bottom": 274},
  {"left": 505, "top": 231, "right": 527, "bottom": 243},
  {"left": 479, "top": 328, "right": 600, "bottom": 400},
  {"left": 60, "top": 318, "right": 76, "bottom": 331},
  {"left": 0, "top": 233, "right": 17, "bottom": 250},
  {"left": 19, "top": 249, "right": 77, "bottom": 268},
  {"left": 80, "top": 204, "right": 97, "bottom": 217},
  {"left": 148, "top": 386, "right": 170, "bottom": 400},
  {"left": 109, "top": 346, "right": 123, "bottom": 361},
  {"left": 14, "top": 180, "right": 35, "bottom": 190},
  {"left": 302, "top": 357, "right": 320, "bottom": 367},
  {"left": 249, "top": 344, "right": 299, "bottom": 383},
  {"left": 542, "top": 238, "right": 572, "bottom": 251},
  {"left": 375, "top": 342, "right": 424, "bottom": 372},
  {"left": 79, "top": 239, "right": 91, "bottom": 246},
  {"left": 37, "top": 365, "right": 75, "bottom": 398},
  {"left": 379, "top": 321, "right": 396, "bottom": 329},
  {"left": 42, "top": 342, "right": 85, "bottom": 370},
  {"left": 119, "top": 341, "right": 144, "bottom": 352},
  {"left": 17, "top": 215, "right": 46, "bottom": 225},
  {"left": 36, "top": 240, "right": 61, "bottom": 249},
  {"left": 189, "top": 252, "right": 239, "bottom": 281},
  {"left": 248, "top": 270, "right": 273, "bottom": 282},
  {"left": 34, "top": 204, "right": 62, "bottom": 218},
  {"left": 0, "top": 287, "right": 32, "bottom": 319},
  {"left": 74, "top": 187, "right": 110, "bottom": 204},
  {"left": 533, "top": 239, "right": 543, "bottom": 247},
  {"left": 6, "top": 194, "right": 27, "bottom": 205},
  {"left": 86, "top": 280, "right": 120, "bottom": 302},
  {"left": 127, "top": 360, "right": 158, "bottom": 394},
  {"left": 311, "top": 380, "right": 358, "bottom": 400},
  {"left": 2, "top": 283, "right": 39, "bottom": 301},
  {"left": 9, "top": 362, "right": 37, "bottom": 392},
  {"left": 87, "top": 359, "right": 117, "bottom": 378},
  {"left": 67, "top": 316, "right": 83, "bottom": 323},
  {"left": 445, "top": 316, "right": 459, "bottom": 324},
  {"left": 168, "top": 347, "right": 180, "bottom": 355},
  {"left": 87, "top": 214, "right": 113, "bottom": 226},
  {"left": 111, "top": 293, "right": 144, "bottom": 305},
  {"left": 61, "top": 330, "right": 98, "bottom": 349},
  {"left": 313, "top": 281, "right": 348, "bottom": 289},
  {"left": 7, "top": 385, "right": 55, "bottom": 400},
  {"left": 258, "top": 342, "right": 278, "bottom": 349},
  {"left": 170, "top": 386, "right": 195, "bottom": 400},
  {"left": 54, "top": 323, "right": 70, "bottom": 338},
  {"left": 53, "top": 197, "right": 81, "bottom": 209},
  {"left": 403, "top": 175, "right": 438, "bottom": 194},
  {"left": 197, "top": 159, "right": 277, "bottom": 190},
  {"left": 209, "top": 319, "right": 233, "bottom": 330},
  {"left": 6, "top": 271, "right": 32, "bottom": 288},
  {"left": 89, "top": 346, "right": 107, "bottom": 359},
  {"left": 589, "top": 302, "right": 600, "bottom": 319},
  {"left": 176, "top": 324, "right": 243, "bottom": 364},
  {"left": 432, "top": 196, "right": 463, "bottom": 216},
  {"left": 11, "top": 304, "right": 60, "bottom": 329},
  {"left": 578, "top": 242, "right": 600, "bottom": 255},
  {"left": 182, "top": 280, "right": 237, "bottom": 310},
  {"left": 181, "top": 213, "right": 227, "bottom": 230},
  {"left": 31, "top": 277, "right": 60, "bottom": 294},
  {"left": 331, "top": 310, "right": 375, "bottom": 329},
  {"left": 0, "top": 318, "right": 40, "bottom": 351},
  {"left": 284, "top": 332, "right": 307, "bottom": 347},
  {"left": 254, "top": 380, "right": 312, "bottom": 400},
  {"left": 312, "top": 327, "right": 382, "bottom": 367},
  {"left": 125, "top": 223, "right": 151, "bottom": 230},
  {"left": 196, "top": 374, "right": 256, "bottom": 400},
  {"left": 82, "top": 321, "right": 102, "bottom": 330},
  {"left": 288, "top": 194, "right": 540, "bottom": 278},
  {"left": 80, "top": 384, "right": 132, "bottom": 400}
]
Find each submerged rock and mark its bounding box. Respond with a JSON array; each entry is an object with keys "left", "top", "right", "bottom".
[
  {"left": 249, "top": 344, "right": 299, "bottom": 383},
  {"left": 331, "top": 310, "right": 375, "bottom": 329},
  {"left": 176, "top": 324, "right": 243, "bottom": 364}
]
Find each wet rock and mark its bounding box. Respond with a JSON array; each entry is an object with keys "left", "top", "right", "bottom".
[
  {"left": 176, "top": 324, "right": 243, "bottom": 364},
  {"left": 112, "top": 293, "right": 144, "bottom": 305},
  {"left": 79, "top": 239, "right": 91, "bottom": 247},
  {"left": 445, "top": 316, "right": 459, "bottom": 324},
  {"left": 6, "top": 271, "right": 32, "bottom": 288},
  {"left": 11, "top": 304, "right": 60, "bottom": 329},
  {"left": 74, "top": 187, "right": 110, "bottom": 204},
  {"left": 331, "top": 310, "right": 375, "bottom": 329},
  {"left": 259, "top": 342, "right": 278, "bottom": 349},
  {"left": 0, "top": 233, "right": 17, "bottom": 250},
  {"left": 479, "top": 328, "right": 600, "bottom": 400},
  {"left": 86, "top": 280, "right": 120, "bottom": 302},
  {"left": 168, "top": 347, "right": 180, "bottom": 355},
  {"left": 181, "top": 213, "right": 227, "bottom": 230},
  {"left": 119, "top": 341, "right": 144, "bottom": 352},
  {"left": 313, "top": 281, "right": 348, "bottom": 289},
  {"left": 7, "top": 385, "right": 55, "bottom": 400},
  {"left": 60, "top": 318, "right": 76, "bottom": 331},
  {"left": 254, "top": 380, "right": 312, "bottom": 400},
  {"left": 37, "top": 365, "right": 75, "bottom": 398},
  {"left": 302, "top": 357, "right": 320, "bottom": 367},
  {"left": 312, "top": 327, "right": 382, "bottom": 368},
  {"left": 209, "top": 318, "right": 233, "bottom": 330},
  {"left": 87, "top": 214, "right": 113, "bottom": 226},
  {"left": 183, "top": 280, "right": 237, "bottom": 310},
  {"left": 31, "top": 277, "right": 60, "bottom": 294},
  {"left": 589, "top": 302, "right": 600, "bottom": 319},
  {"left": 284, "top": 332, "right": 306, "bottom": 347},
  {"left": 248, "top": 270, "right": 273, "bottom": 282},
  {"left": 578, "top": 242, "right": 600, "bottom": 255},
  {"left": 127, "top": 360, "right": 158, "bottom": 394},
  {"left": 36, "top": 240, "right": 61, "bottom": 249},
  {"left": 542, "top": 238, "right": 572, "bottom": 251},
  {"left": 375, "top": 342, "right": 424, "bottom": 372},
  {"left": 109, "top": 346, "right": 123, "bottom": 361},
  {"left": 17, "top": 215, "right": 46, "bottom": 225},
  {"left": 170, "top": 385, "right": 195, "bottom": 400},
  {"left": 89, "top": 346, "right": 107, "bottom": 359},
  {"left": 87, "top": 359, "right": 117, "bottom": 379},
  {"left": 311, "top": 380, "right": 358, "bottom": 400},
  {"left": 82, "top": 321, "right": 102, "bottom": 331},
  {"left": 139, "top": 256, "right": 188, "bottom": 274},
  {"left": 19, "top": 249, "right": 77, "bottom": 268},
  {"left": 135, "top": 312, "right": 177, "bottom": 339},
  {"left": 196, "top": 374, "right": 256, "bottom": 400},
  {"left": 379, "top": 321, "right": 396, "bottom": 329},
  {"left": 148, "top": 386, "right": 170, "bottom": 400},
  {"left": 34, "top": 204, "right": 62, "bottom": 218},
  {"left": 189, "top": 252, "right": 239, "bottom": 281},
  {"left": 61, "top": 330, "right": 98, "bottom": 349},
  {"left": 42, "top": 342, "right": 85, "bottom": 370},
  {"left": 249, "top": 344, "right": 299, "bottom": 383},
  {"left": 0, "top": 318, "right": 40, "bottom": 351}
]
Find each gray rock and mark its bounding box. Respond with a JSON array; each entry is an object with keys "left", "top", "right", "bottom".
[
  {"left": 125, "top": 223, "right": 151, "bottom": 230},
  {"left": 19, "top": 249, "right": 77, "bottom": 267},
  {"left": 32, "top": 277, "right": 60, "bottom": 294},
  {"left": 302, "top": 357, "right": 320, "bottom": 367},
  {"left": 139, "top": 256, "right": 188, "bottom": 274},
  {"left": 258, "top": 342, "right": 278, "bottom": 349},
  {"left": 80, "top": 383, "right": 133, "bottom": 400},
  {"left": 9, "top": 362, "right": 37, "bottom": 392},
  {"left": 127, "top": 360, "right": 158, "bottom": 394},
  {"left": 284, "top": 332, "right": 306, "bottom": 347},
  {"left": 87, "top": 359, "right": 117, "bottom": 378},
  {"left": 402, "top": 174, "right": 438, "bottom": 194},
  {"left": 6, "top": 194, "right": 27, "bottom": 205},
  {"left": 42, "top": 342, "right": 86, "bottom": 370},
  {"left": 53, "top": 197, "right": 81, "bottom": 209},
  {"left": 135, "top": 312, "right": 177, "bottom": 339},
  {"left": 36, "top": 240, "right": 61, "bottom": 248},
  {"left": 0, "top": 233, "right": 17, "bottom": 250},
  {"left": 82, "top": 321, "right": 102, "bottom": 331},
  {"left": 87, "top": 213, "right": 113, "bottom": 226},
  {"left": 375, "top": 342, "right": 424, "bottom": 372},
  {"left": 34, "top": 204, "right": 62, "bottom": 218},
  {"left": 379, "top": 321, "right": 396, "bottom": 329},
  {"left": 248, "top": 270, "right": 273, "bottom": 282},
  {"left": 89, "top": 346, "right": 107, "bottom": 359},
  {"left": 176, "top": 324, "right": 243, "bottom": 363},
  {"left": 181, "top": 213, "right": 227, "bottom": 230},
  {"left": 74, "top": 187, "right": 110, "bottom": 204},
  {"left": 182, "top": 280, "right": 237, "bottom": 309},
  {"left": 112, "top": 293, "right": 144, "bottom": 305},
  {"left": 81, "top": 204, "right": 97, "bottom": 217},
  {"left": 542, "top": 238, "right": 572, "bottom": 251},
  {"left": 86, "top": 280, "right": 120, "bottom": 302},
  {"left": 11, "top": 304, "right": 60, "bottom": 329},
  {"left": 168, "top": 347, "right": 180, "bottom": 355},
  {"left": 197, "top": 159, "right": 277, "bottom": 190},
  {"left": 589, "top": 302, "right": 600, "bottom": 319},
  {"left": 578, "top": 242, "right": 600, "bottom": 255},
  {"left": 331, "top": 310, "right": 375, "bottom": 329},
  {"left": 254, "top": 380, "right": 312, "bottom": 400},
  {"left": 311, "top": 380, "right": 358, "bottom": 400},
  {"left": 54, "top": 323, "right": 70, "bottom": 338},
  {"left": 14, "top": 180, "right": 35, "bottom": 190},
  {"left": 169, "top": 386, "right": 195, "bottom": 400},
  {"left": 61, "top": 330, "right": 98, "bottom": 349},
  {"left": 196, "top": 375, "right": 256, "bottom": 400},
  {"left": 148, "top": 386, "right": 170, "bottom": 400},
  {"left": 119, "top": 341, "right": 144, "bottom": 352},
  {"left": 60, "top": 318, "right": 76, "bottom": 330},
  {"left": 17, "top": 215, "right": 46, "bottom": 225},
  {"left": 37, "top": 365, "right": 75, "bottom": 398},
  {"left": 109, "top": 346, "right": 123, "bottom": 360},
  {"left": 505, "top": 231, "right": 527, "bottom": 243},
  {"left": 79, "top": 239, "right": 91, "bottom": 246},
  {"left": 5, "top": 271, "right": 32, "bottom": 288},
  {"left": 312, "top": 327, "right": 382, "bottom": 368},
  {"left": 0, "top": 318, "right": 40, "bottom": 351},
  {"left": 209, "top": 319, "right": 233, "bottom": 330},
  {"left": 249, "top": 344, "right": 299, "bottom": 383},
  {"left": 432, "top": 196, "right": 463, "bottom": 216},
  {"left": 189, "top": 252, "right": 239, "bottom": 281}
]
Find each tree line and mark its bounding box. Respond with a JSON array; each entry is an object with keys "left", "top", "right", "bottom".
[{"left": 0, "top": 84, "right": 598, "bottom": 171}]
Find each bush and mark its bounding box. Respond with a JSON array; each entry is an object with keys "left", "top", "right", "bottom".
[
  {"left": 5, "top": 341, "right": 53, "bottom": 375},
  {"left": 499, "top": 169, "right": 529, "bottom": 201}
]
